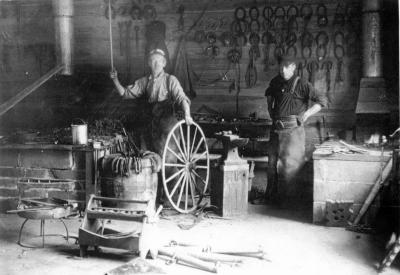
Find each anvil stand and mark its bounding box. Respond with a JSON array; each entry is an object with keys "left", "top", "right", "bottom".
[{"left": 211, "top": 131, "right": 249, "bottom": 217}]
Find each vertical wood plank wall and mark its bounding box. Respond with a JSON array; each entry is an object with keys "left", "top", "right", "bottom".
[{"left": 0, "top": 0, "right": 397, "bottom": 155}]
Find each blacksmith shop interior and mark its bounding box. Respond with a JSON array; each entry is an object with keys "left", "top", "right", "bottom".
[{"left": 0, "top": 0, "right": 399, "bottom": 274}]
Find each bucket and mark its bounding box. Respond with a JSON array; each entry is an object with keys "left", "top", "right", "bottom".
[{"left": 71, "top": 119, "right": 88, "bottom": 145}]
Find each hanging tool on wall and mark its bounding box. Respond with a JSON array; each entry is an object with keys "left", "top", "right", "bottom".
[
  {"left": 301, "top": 31, "right": 313, "bottom": 60},
  {"left": 316, "top": 4, "right": 328, "bottom": 27},
  {"left": 245, "top": 51, "right": 257, "bottom": 88},
  {"left": 286, "top": 5, "right": 299, "bottom": 32},
  {"left": 107, "top": 0, "right": 115, "bottom": 71},
  {"left": 249, "top": 32, "right": 261, "bottom": 60},
  {"left": 248, "top": 4, "right": 260, "bottom": 34},
  {"left": 316, "top": 31, "right": 329, "bottom": 61},
  {"left": 306, "top": 60, "right": 318, "bottom": 85},
  {"left": 297, "top": 61, "right": 306, "bottom": 78},
  {"left": 177, "top": 4, "right": 185, "bottom": 31},
  {"left": 300, "top": 3, "right": 313, "bottom": 31},
  {"left": 262, "top": 0, "right": 274, "bottom": 30},
  {"left": 334, "top": 31, "right": 345, "bottom": 83},
  {"left": 262, "top": 30, "right": 274, "bottom": 72},
  {"left": 227, "top": 48, "right": 242, "bottom": 115},
  {"left": 285, "top": 31, "right": 297, "bottom": 58},
  {"left": 322, "top": 60, "right": 333, "bottom": 94}
]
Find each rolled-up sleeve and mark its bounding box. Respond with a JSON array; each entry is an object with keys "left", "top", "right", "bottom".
[
  {"left": 123, "top": 77, "right": 147, "bottom": 99},
  {"left": 168, "top": 75, "right": 191, "bottom": 106},
  {"left": 307, "top": 82, "right": 328, "bottom": 107}
]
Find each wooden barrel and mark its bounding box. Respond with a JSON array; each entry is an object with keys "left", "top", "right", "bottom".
[{"left": 99, "top": 154, "right": 158, "bottom": 211}]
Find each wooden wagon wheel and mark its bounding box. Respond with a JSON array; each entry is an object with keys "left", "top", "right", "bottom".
[{"left": 162, "top": 120, "right": 210, "bottom": 213}]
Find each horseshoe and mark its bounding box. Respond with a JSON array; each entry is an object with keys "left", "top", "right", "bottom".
[
  {"left": 130, "top": 4, "right": 142, "bottom": 20},
  {"left": 143, "top": 4, "right": 157, "bottom": 20},
  {"left": 263, "top": 6, "right": 274, "bottom": 19},
  {"left": 334, "top": 45, "right": 345, "bottom": 60},
  {"left": 286, "top": 5, "right": 299, "bottom": 19},
  {"left": 249, "top": 6, "right": 260, "bottom": 20},
  {"left": 248, "top": 20, "right": 261, "bottom": 33},
  {"left": 274, "top": 6, "right": 286, "bottom": 19},
  {"left": 334, "top": 31, "right": 345, "bottom": 46},
  {"left": 234, "top": 7, "right": 246, "bottom": 21},
  {"left": 316, "top": 31, "right": 329, "bottom": 46}
]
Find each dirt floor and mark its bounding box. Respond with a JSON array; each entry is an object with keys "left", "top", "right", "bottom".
[{"left": 1, "top": 204, "right": 400, "bottom": 275}]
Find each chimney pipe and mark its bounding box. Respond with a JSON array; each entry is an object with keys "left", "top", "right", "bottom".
[
  {"left": 362, "top": 0, "right": 382, "bottom": 78},
  {"left": 52, "top": 0, "right": 74, "bottom": 75}
]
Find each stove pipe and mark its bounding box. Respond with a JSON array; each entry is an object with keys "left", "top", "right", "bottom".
[
  {"left": 52, "top": 0, "right": 74, "bottom": 75},
  {"left": 355, "top": 0, "right": 390, "bottom": 114}
]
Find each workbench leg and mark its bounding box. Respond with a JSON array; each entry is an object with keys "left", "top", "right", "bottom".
[
  {"left": 59, "top": 219, "right": 69, "bottom": 242},
  {"left": 80, "top": 245, "right": 88, "bottom": 258},
  {"left": 17, "top": 218, "right": 29, "bottom": 246},
  {"left": 41, "top": 220, "right": 45, "bottom": 248}
]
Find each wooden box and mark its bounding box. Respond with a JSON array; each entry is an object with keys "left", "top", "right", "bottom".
[{"left": 210, "top": 163, "right": 249, "bottom": 217}]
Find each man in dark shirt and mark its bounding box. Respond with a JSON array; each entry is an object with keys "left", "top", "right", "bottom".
[{"left": 264, "top": 56, "right": 327, "bottom": 206}]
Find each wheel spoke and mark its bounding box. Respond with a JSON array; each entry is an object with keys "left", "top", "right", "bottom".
[
  {"left": 190, "top": 127, "right": 198, "bottom": 157},
  {"left": 169, "top": 170, "right": 186, "bottom": 198},
  {"left": 195, "top": 165, "right": 208, "bottom": 169},
  {"left": 192, "top": 137, "right": 205, "bottom": 158},
  {"left": 179, "top": 124, "right": 188, "bottom": 159},
  {"left": 185, "top": 172, "right": 189, "bottom": 211},
  {"left": 165, "top": 168, "right": 184, "bottom": 184},
  {"left": 189, "top": 174, "right": 195, "bottom": 205},
  {"left": 187, "top": 124, "right": 190, "bottom": 160},
  {"left": 164, "top": 162, "right": 185, "bottom": 168},
  {"left": 176, "top": 173, "right": 187, "bottom": 207},
  {"left": 172, "top": 133, "right": 187, "bottom": 162},
  {"left": 192, "top": 151, "right": 207, "bottom": 163},
  {"left": 167, "top": 146, "right": 185, "bottom": 163}
]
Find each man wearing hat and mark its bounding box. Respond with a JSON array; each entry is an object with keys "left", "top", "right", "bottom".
[
  {"left": 110, "top": 48, "right": 193, "bottom": 154},
  {"left": 263, "top": 56, "right": 327, "bottom": 206},
  {"left": 110, "top": 48, "right": 193, "bottom": 203}
]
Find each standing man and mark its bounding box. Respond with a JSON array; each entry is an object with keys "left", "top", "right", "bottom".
[
  {"left": 264, "top": 56, "right": 327, "bottom": 206},
  {"left": 110, "top": 48, "right": 193, "bottom": 155},
  {"left": 110, "top": 48, "right": 193, "bottom": 203}
]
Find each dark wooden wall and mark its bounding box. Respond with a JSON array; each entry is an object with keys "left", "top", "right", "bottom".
[{"left": 0, "top": 0, "right": 398, "bottom": 153}]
